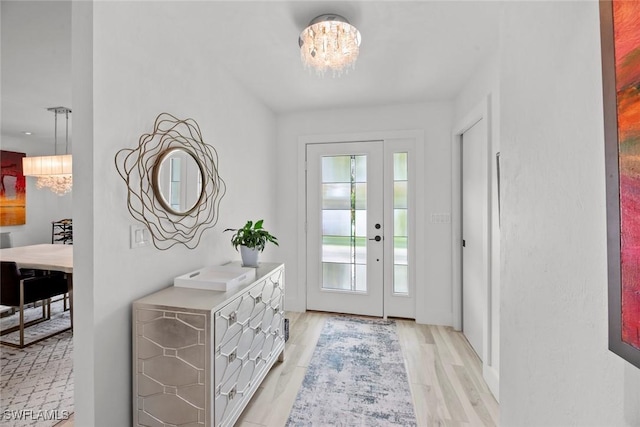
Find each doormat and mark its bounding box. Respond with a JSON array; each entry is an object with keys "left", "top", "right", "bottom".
[{"left": 286, "top": 316, "right": 416, "bottom": 426}]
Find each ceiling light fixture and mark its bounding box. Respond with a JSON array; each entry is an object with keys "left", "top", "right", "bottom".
[
  {"left": 22, "top": 107, "right": 72, "bottom": 196},
  {"left": 298, "top": 14, "right": 361, "bottom": 77}
]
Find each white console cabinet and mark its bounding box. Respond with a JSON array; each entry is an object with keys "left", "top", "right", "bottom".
[{"left": 132, "top": 263, "right": 285, "bottom": 427}]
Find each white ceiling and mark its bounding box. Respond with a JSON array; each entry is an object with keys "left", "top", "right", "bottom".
[{"left": 1, "top": 1, "right": 501, "bottom": 148}]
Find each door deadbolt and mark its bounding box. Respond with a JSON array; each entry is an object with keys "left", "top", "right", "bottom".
[{"left": 375, "top": 224, "right": 381, "bottom": 229}]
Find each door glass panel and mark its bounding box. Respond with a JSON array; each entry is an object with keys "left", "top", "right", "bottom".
[
  {"left": 321, "top": 155, "right": 367, "bottom": 292},
  {"left": 322, "top": 183, "right": 350, "bottom": 209},
  {"left": 322, "top": 210, "right": 351, "bottom": 236},
  {"left": 394, "top": 265, "right": 409, "bottom": 294},
  {"left": 322, "top": 156, "right": 352, "bottom": 182},
  {"left": 393, "top": 152, "right": 408, "bottom": 180},
  {"left": 393, "top": 152, "right": 409, "bottom": 295},
  {"left": 322, "top": 263, "right": 352, "bottom": 290},
  {"left": 393, "top": 181, "right": 408, "bottom": 208}
]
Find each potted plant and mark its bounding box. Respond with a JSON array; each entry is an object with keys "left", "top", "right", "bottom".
[{"left": 224, "top": 219, "right": 278, "bottom": 267}]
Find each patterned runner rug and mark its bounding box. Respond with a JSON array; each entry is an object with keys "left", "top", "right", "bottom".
[
  {"left": 0, "top": 301, "right": 73, "bottom": 427},
  {"left": 286, "top": 316, "right": 417, "bottom": 426}
]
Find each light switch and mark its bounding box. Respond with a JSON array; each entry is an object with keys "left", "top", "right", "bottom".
[{"left": 130, "top": 224, "right": 150, "bottom": 248}]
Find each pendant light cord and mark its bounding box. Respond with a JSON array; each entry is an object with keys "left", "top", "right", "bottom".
[
  {"left": 54, "top": 109, "right": 58, "bottom": 156},
  {"left": 65, "top": 109, "right": 69, "bottom": 154}
]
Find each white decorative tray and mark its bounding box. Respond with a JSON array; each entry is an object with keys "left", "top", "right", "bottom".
[{"left": 174, "top": 265, "right": 256, "bottom": 291}]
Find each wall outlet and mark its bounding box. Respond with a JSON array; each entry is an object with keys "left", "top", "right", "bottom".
[{"left": 130, "top": 225, "right": 150, "bottom": 248}]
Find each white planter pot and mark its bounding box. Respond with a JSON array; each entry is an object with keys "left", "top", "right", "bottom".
[{"left": 240, "top": 246, "right": 260, "bottom": 267}]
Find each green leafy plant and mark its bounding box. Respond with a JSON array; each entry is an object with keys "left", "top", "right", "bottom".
[{"left": 224, "top": 219, "right": 278, "bottom": 252}]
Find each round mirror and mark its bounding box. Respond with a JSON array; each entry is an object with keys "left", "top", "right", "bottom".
[{"left": 152, "top": 147, "right": 205, "bottom": 215}]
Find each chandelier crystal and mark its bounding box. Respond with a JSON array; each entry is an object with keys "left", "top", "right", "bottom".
[
  {"left": 299, "top": 14, "right": 361, "bottom": 77},
  {"left": 22, "top": 107, "right": 73, "bottom": 196}
]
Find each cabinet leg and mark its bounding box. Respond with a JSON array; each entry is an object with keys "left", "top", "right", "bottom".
[{"left": 278, "top": 348, "right": 285, "bottom": 362}]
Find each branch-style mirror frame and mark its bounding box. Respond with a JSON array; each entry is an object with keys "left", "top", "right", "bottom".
[{"left": 115, "top": 113, "right": 226, "bottom": 250}]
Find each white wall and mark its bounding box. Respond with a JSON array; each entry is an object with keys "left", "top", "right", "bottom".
[
  {"left": 0, "top": 136, "right": 72, "bottom": 246},
  {"left": 277, "top": 102, "right": 454, "bottom": 325},
  {"left": 500, "top": 2, "right": 640, "bottom": 425},
  {"left": 453, "top": 50, "right": 501, "bottom": 399},
  {"left": 72, "top": 2, "right": 278, "bottom": 425}
]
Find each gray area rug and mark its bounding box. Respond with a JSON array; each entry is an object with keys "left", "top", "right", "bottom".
[
  {"left": 286, "top": 316, "right": 417, "bottom": 426},
  {"left": 0, "top": 301, "right": 74, "bottom": 426}
]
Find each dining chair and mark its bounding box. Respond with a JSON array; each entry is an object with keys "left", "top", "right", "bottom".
[
  {"left": 0, "top": 261, "right": 72, "bottom": 348},
  {"left": 0, "top": 232, "right": 12, "bottom": 248}
]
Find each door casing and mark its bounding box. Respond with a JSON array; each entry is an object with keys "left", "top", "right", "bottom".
[
  {"left": 451, "top": 96, "right": 499, "bottom": 400},
  {"left": 297, "top": 130, "right": 425, "bottom": 321}
]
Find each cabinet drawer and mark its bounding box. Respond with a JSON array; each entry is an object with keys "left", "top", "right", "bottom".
[
  {"left": 215, "top": 268, "right": 283, "bottom": 350},
  {"left": 215, "top": 325, "right": 254, "bottom": 385},
  {"left": 215, "top": 291, "right": 258, "bottom": 349},
  {"left": 214, "top": 354, "right": 259, "bottom": 426}
]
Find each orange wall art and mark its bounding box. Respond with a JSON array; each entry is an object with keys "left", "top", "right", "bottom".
[{"left": 0, "top": 150, "right": 26, "bottom": 226}]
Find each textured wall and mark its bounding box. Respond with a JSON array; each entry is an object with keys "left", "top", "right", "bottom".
[
  {"left": 499, "top": 2, "right": 640, "bottom": 425},
  {"left": 72, "top": 2, "right": 278, "bottom": 425}
]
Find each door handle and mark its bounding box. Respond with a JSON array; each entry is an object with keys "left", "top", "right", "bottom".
[{"left": 369, "top": 236, "right": 382, "bottom": 242}]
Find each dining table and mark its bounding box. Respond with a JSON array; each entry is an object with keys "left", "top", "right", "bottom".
[{"left": 0, "top": 243, "right": 74, "bottom": 327}]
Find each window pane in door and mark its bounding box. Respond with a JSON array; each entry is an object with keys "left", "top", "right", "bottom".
[
  {"left": 321, "top": 154, "right": 367, "bottom": 293},
  {"left": 322, "top": 210, "right": 351, "bottom": 236},
  {"left": 322, "top": 183, "right": 351, "bottom": 209},
  {"left": 322, "top": 263, "right": 351, "bottom": 290},
  {"left": 394, "top": 209, "right": 408, "bottom": 237},
  {"left": 393, "top": 152, "right": 409, "bottom": 295},
  {"left": 394, "top": 265, "right": 409, "bottom": 294},
  {"left": 322, "top": 156, "right": 351, "bottom": 182},
  {"left": 394, "top": 181, "right": 408, "bottom": 208},
  {"left": 393, "top": 152, "right": 408, "bottom": 180}
]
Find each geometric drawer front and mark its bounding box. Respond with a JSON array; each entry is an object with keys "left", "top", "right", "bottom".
[
  {"left": 136, "top": 308, "right": 208, "bottom": 426},
  {"left": 212, "top": 267, "right": 285, "bottom": 426}
]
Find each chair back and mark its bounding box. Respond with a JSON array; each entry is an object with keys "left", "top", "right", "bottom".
[
  {"left": 0, "top": 232, "right": 12, "bottom": 249},
  {"left": 0, "top": 261, "right": 68, "bottom": 308},
  {"left": 0, "top": 261, "right": 21, "bottom": 306}
]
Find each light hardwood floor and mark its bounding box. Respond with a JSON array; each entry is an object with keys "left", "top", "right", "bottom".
[
  {"left": 57, "top": 311, "right": 499, "bottom": 427},
  {"left": 236, "top": 311, "right": 499, "bottom": 427}
]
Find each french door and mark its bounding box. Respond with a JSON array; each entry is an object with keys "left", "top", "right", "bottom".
[{"left": 306, "top": 140, "right": 415, "bottom": 318}]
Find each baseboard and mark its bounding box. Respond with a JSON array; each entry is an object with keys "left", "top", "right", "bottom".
[
  {"left": 416, "top": 309, "right": 452, "bottom": 327},
  {"left": 285, "top": 297, "right": 305, "bottom": 313},
  {"left": 483, "top": 364, "right": 500, "bottom": 402}
]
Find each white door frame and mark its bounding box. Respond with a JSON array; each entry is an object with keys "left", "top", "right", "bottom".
[
  {"left": 297, "top": 130, "right": 425, "bottom": 321},
  {"left": 451, "top": 96, "right": 499, "bottom": 399}
]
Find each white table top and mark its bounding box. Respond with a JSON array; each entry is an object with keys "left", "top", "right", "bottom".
[{"left": 0, "top": 243, "right": 73, "bottom": 273}]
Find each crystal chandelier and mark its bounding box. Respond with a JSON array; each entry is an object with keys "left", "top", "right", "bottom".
[
  {"left": 22, "top": 107, "right": 73, "bottom": 196},
  {"left": 298, "top": 14, "right": 361, "bottom": 77}
]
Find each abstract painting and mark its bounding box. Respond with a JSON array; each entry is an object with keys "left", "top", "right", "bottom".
[
  {"left": 601, "top": 0, "right": 640, "bottom": 369},
  {"left": 0, "top": 150, "right": 26, "bottom": 226}
]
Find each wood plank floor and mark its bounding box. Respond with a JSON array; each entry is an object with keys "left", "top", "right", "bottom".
[
  {"left": 236, "top": 311, "right": 499, "bottom": 427},
  {"left": 57, "top": 311, "right": 499, "bottom": 427}
]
